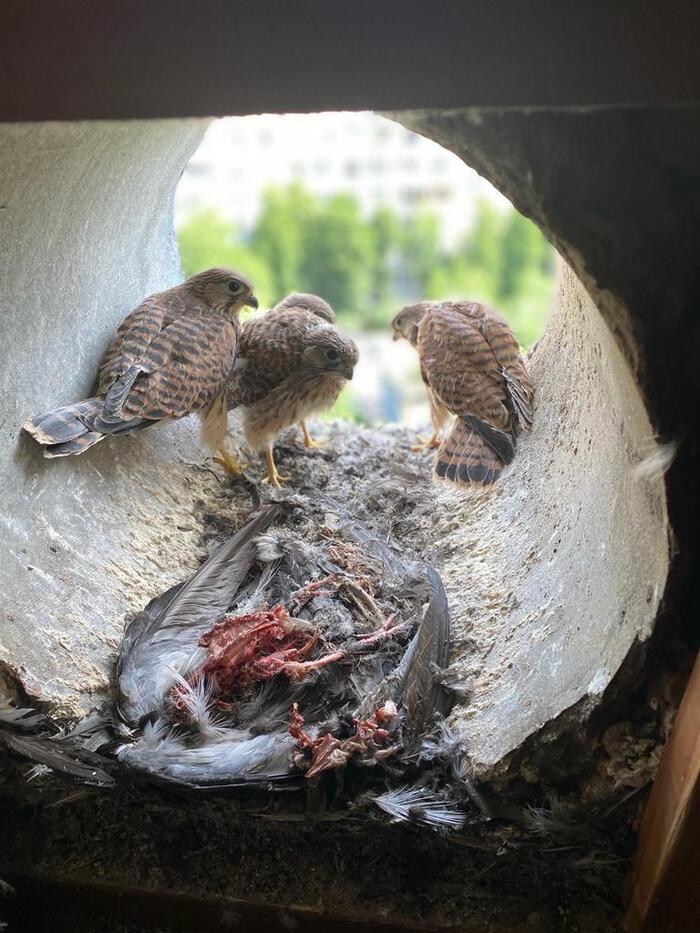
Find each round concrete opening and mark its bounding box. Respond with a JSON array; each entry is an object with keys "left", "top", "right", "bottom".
[{"left": 0, "top": 114, "right": 669, "bottom": 777}]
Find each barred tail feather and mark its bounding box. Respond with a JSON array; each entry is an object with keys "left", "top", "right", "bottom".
[
  {"left": 435, "top": 417, "right": 514, "bottom": 486},
  {"left": 23, "top": 397, "right": 103, "bottom": 444},
  {"left": 44, "top": 433, "right": 106, "bottom": 458}
]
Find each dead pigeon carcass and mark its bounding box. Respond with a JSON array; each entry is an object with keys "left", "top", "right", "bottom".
[{"left": 115, "top": 504, "right": 453, "bottom": 793}]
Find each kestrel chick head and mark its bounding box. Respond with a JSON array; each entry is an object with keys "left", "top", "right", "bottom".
[
  {"left": 185, "top": 268, "right": 258, "bottom": 315},
  {"left": 273, "top": 292, "right": 336, "bottom": 323},
  {"left": 302, "top": 328, "right": 358, "bottom": 381},
  {"left": 391, "top": 301, "right": 436, "bottom": 346}
]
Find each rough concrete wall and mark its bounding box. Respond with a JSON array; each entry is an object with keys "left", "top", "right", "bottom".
[
  {"left": 0, "top": 120, "right": 210, "bottom": 712},
  {"left": 434, "top": 267, "right": 668, "bottom": 774}
]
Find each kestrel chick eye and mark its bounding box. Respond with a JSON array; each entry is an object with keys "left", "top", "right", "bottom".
[
  {"left": 228, "top": 280, "right": 242, "bottom": 293},
  {"left": 326, "top": 348, "right": 339, "bottom": 361}
]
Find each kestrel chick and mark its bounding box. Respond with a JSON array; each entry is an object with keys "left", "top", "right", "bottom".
[
  {"left": 23, "top": 269, "right": 258, "bottom": 472},
  {"left": 392, "top": 300, "right": 533, "bottom": 486},
  {"left": 227, "top": 300, "right": 358, "bottom": 486}
]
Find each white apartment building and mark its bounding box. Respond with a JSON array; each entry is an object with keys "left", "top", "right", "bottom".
[{"left": 175, "top": 112, "right": 507, "bottom": 247}]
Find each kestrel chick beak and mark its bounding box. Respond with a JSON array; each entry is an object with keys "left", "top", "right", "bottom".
[
  {"left": 342, "top": 362, "right": 355, "bottom": 380},
  {"left": 392, "top": 329, "right": 401, "bottom": 342},
  {"left": 245, "top": 294, "right": 259, "bottom": 309}
]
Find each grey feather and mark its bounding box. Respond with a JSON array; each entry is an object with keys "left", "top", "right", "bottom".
[
  {"left": 117, "top": 720, "right": 295, "bottom": 787},
  {"left": 372, "top": 786, "right": 465, "bottom": 830},
  {"left": 461, "top": 414, "right": 516, "bottom": 465},
  {"left": 0, "top": 732, "right": 114, "bottom": 786},
  {"left": 502, "top": 367, "right": 533, "bottom": 430},
  {"left": 100, "top": 365, "right": 145, "bottom": 422},
  {"left": 0, "top": 704, "right": 46, "bottom": 729},
  {"left": 117, "top": 506, "right": 280, "bottom": 724},
  {"left": 402, "top": 567, "right": 451, "bottom": 742}
]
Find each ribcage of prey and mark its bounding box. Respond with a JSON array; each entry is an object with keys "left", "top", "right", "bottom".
[
  {"left": 98, "top": 298, "right": 239, "bottom": 421},
  {"left": 418, "top": 305, "right": 515, "bottom": 431}
]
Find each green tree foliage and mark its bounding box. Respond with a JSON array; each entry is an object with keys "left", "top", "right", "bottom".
[
  {"left": 177, "top": 210, "right": 274, "bottom": 308},
  {"left": 299, "top": 194, "right": 372, "bottom": 316},
  {"left": 176, "top": 187, "right": 556, "bottom": 347},
  {"left": 399, "top": 210, "right": 441, "bottom": 297},
  {"left": 499, "top": 210, "right": 550, "bottom": 300},
  {"left": 251, "top": 184, "right": 315, "bottom": 300},
  {"left": 367, "top": 207, "right": 400, "bottom": 306},
  {"left": 462, "top": 199, "right": 503, "bottom": 282}
]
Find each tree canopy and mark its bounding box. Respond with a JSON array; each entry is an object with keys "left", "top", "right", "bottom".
[{"left": 177, "top": 184, "right": 555, "bottom": 346}]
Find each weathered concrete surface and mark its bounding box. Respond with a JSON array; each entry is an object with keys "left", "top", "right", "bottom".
[
  {"left": 0, "top": 120, "right": 210, "bottom": 713},
  {"left": 434, "top": 267, "right": 669, "bottom": 774}
]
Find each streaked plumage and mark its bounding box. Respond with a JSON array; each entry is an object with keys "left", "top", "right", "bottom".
[
  {"left": 392, "top": 302, "right": 449, "bottom": 451},
  {"left": 392, "top": 300, "right": 533, "bottom": 486},
  {"left": 22, "top": 268, "right": 257, "bottom": 463},
  {"left": 271, "top": 292, "right": 336, "bottom": 323},
  {"left": 227, "top": 294, "right": 358, "bottom": 485}
]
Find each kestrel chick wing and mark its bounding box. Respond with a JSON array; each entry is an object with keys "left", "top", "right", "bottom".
[
  {"left": 450, "top": 302, "right": 534, "bottom": 431},
  {"left": 98, "top": 295, "right": 238, "bottom": 425},
  {"left": 418, "top": 305, "right": 510, "bottom": 428}
]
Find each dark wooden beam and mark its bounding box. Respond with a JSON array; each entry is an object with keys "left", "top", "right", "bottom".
[
  {"left": 1, "top": 0, "right": 700, "bottom": 121},
  {"left": 625, "top": 651, "right": 700, "bottom": 932}
]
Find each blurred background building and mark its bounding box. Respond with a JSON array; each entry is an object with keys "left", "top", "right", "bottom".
[
  {"left": 175, "top": 112, "right": 507, "bottom": 249},
  {"left": 175, "top": 112, "right": 557, "bottom": 428}
]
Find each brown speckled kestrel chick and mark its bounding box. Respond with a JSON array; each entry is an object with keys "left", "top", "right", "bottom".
[
  {"left": 23, "top": 268, "right": 257, "bottom": 473},
  {"left": 392, "top": 299, "right": 534, "bottom": 486},
  {"left": 227, "top": 301, "right": 358, "bottom": 486}
]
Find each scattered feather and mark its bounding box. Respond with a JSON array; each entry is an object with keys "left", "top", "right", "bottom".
[
  {"left": 166, "top": 668, "right": 236, "bottom": 741},
  {"left": 0, "top": 703, "right": 46, "bottom": 729},
  {"left": 372, "top": 786, "right": 465, "bottom": 830},
  {"left": 0, "top": 878, "right": 15, "bottom": 897},
  {"left": 117, "top": 506, "right": 280, "bottom": 723},
  {"left": 25, "top": 763, "right": 53, "bottom": 782},
  {"left": 633, "top": 440, "right": 676, "bottom": 481},
  {"left": 402, "top": 567, "right": 451, "bottom": 741},
  {"left": 0, "top": 731, "right": 114, "bottom": 786}
]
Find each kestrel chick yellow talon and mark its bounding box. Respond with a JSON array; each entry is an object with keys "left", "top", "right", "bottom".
[
  {"left": 213, "top": 448, "right": 247, "bottom": 476},
  {"left": 227, "top": 294, "right": 357, "bottom": 487},
  {"left": 392, "top": 300, "right": 533, "bottom": 487},
  {"left": 300, "top": 420, "right": 328, "bottom": 449},
  {"left": 411, "top": 433, "right": 442, "bottom": 452},
  {"left": 22, "top": 268, "right": 257, "bottom": 461},
  {"left": 260, "top": 448, "right": 289, "bottom": 487}
]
